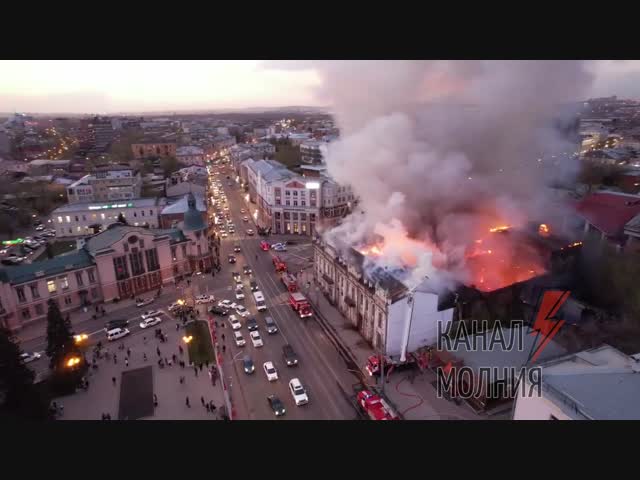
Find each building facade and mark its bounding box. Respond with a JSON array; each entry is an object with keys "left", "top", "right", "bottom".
[
  {"left": 244, "top": 159, "right": 353, "bottom": 236},
  {"left": 50, "top": 197, "right": 166, "bottom": 237},
  {"left": 312, "top": 237, "right": 454, "bottom": 355},
  {"left": 300, "top": 140, "right": 328, "bottom": 164},
  {"left": 0, "top": 199, "right": 213, "bottom": 331},
  {"left": 66, "top": 165, "right": 142, "bottom": 204},
  {"left": 131, "top": 141, "right": 177, "bottom": 159},
  {"left": 176, "top": 146, "right": 205, "bottom": 166}
]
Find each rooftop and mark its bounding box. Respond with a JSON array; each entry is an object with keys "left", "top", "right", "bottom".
[
  {"left": 574, "top": 191, "right": 640, "bottom": 237},
  {"left": 161, "top": 193, "right": 206, "bottom": 215},
  {"left": 0, "top": 249, "right": 93, "bottom": 285},
  {"left": 83, "top": 224, "right": 186, "bottom": 255},
  {"left": 52, "top": 197, "right": 163, "bottom": 214}
]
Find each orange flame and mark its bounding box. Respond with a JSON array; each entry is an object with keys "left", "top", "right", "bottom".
[
  {"left": 359, "top": 244, "right": 384, "bottom": 257},
  {"left": 489, "top": 225, "right": 511, "bottom": 233},
  {"left": 538, "top": 224, "right": 550, "bottom": 236}
]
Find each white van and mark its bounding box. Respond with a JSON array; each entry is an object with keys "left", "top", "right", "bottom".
[
  {"left": 253, "top": 291, "right": 267, "bottom": 312},
  {"left": 106, "top": 327, "right": 130, "bottom": 341}
]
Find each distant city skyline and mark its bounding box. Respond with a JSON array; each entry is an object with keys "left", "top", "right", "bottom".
[{"left": 1, "top": 60, "right": 639, "bottom": 114}]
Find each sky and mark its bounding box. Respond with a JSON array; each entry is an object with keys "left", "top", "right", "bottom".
[{"left": 0, "top": 60, "right": 638, "bottom": 114}]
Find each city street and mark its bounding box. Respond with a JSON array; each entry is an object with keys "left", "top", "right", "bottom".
[{"left": 205, "top": 161, "right": 360, "bottom": 420}]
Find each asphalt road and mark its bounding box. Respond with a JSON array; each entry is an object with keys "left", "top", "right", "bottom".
[{"left": 208, "top": 164, "right": 359, "bottom": 420}]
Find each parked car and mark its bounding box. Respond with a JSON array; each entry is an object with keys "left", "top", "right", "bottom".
[
  {"left": 246, "top": 318, "right": 258, "bottom": 331},
  {"left": 218, "top": 299, "right": 237, "bottom": 310},
  {"left": 228, "top": 315, "right": 242, "bottom": 330},
  {"left": 209, "top": 305, "right": 228, "bottom": 316},
  {"left": 235, "top": 288, "right": 245, "bottom": 300},
  {"left": 20, "top": 352, "right": 42, "bottom": 364},
  {"left": 195, "top": 294, "right": 216, "bottom": 304},
  {"left": 136, "top": 297, "right": 154, "bottom": 308},
  {"left": 235, "top": 305, "right": 249, "bottom": 317},
  {"left": 250, "top": 331, "right": 263, "bottom": 348},
  {"left": 234, "top": 331, "right": 246, "bottom": 347},
  {"left": 263, "top": 361, "right": 278, "bottom": 382}
]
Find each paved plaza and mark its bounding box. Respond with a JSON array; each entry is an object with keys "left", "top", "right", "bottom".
[{"left": 54, "top": 309, "right": 226, "bottom": 420}]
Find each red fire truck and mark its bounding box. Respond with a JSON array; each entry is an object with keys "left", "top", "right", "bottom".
[
  {"left": 289, "top": 292, "right": 312, "bottom": 318},
  {"left": 357, "top": 390, "right": 399, "bottom": 420},
  {"left": 281, "top": 273, "right": 298, "bottom": 292},
  {"left": 260, "top": 241, "right": 270, "bottom": 251},
  {"left": 365, "top": 348, "right": 433, "bottom": 378},
  {"left": 272, "top": 255, "right": 287, "bottom": 273}
]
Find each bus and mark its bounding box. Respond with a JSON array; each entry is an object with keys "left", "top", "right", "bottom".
[{"left": 253, "top": 291, "right": 267, "bottom": 311}]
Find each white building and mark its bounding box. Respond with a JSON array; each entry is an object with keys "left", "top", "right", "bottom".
[
  {"left": 313, "top": 237, "right": 454, "bottom": 354},
  {"left": 66, "top": 165, "right": 142, "bottom": 204},
  {"left": 288, "top": 133, "right": 312, "bottom": 146},
  {"left": 243, "top": 158, "right": 354, "bottom": 235},
  {"left": 50, "top": 197, "right": 166, "bottom": 237},
  {"left": 513, "top": 345, "right": 640, "bottom": 420},
  {"left": 176, "top": 146, "right": 205, "bottom": 166}
]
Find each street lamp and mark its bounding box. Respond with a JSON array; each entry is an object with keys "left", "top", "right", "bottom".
[
  {"left": 66, "top": 356, "right": 81, "bottom": 368},
  {"left": 183, "top": 335, "right": 194, "bottom": 344},
  {"left": 74, "top": 333, "right": 88, "bottom": 344}
]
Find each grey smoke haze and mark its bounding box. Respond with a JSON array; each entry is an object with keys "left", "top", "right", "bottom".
[{"left": 310, "top": 61, "right": 594, "bottom": 290}]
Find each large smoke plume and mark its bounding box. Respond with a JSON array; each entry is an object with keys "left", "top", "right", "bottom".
[{"left": 272, "top": 61, "right": 595, "bottom": 291}]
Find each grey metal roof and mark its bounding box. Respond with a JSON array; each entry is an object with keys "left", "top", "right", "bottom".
[
  {"left": 544, "top": 372, "right": 640, "bottom": 420},
  {"left": 0, "top": 249, "right": 94, "bottom": 285},
  {"left": 161, "top": 193, "right": 206, "bottom": 215},
  {"left": 53, "top": 197, "right": 160, "bottom": 214}
]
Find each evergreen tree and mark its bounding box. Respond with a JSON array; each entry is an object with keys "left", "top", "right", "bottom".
[
  {"left": 117, "top": 212, "right": 128, "bottom": 225},
  {"left": 0, "top": 326, "right": 51, "bottom": 420},
  {"left": 45, "top": 299, "right": 73, "bottom": 370}
]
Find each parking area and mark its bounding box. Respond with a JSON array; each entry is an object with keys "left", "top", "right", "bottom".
[{"left": 54, "top": 309, "right": 226, "bottom": 420}]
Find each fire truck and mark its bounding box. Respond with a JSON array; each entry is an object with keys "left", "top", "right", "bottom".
[
  {"left": 365, "top": 348, "right": 432, "bottom": 378},
  {"left": 357, "top": 389, "right": 400, "bottom": 420},
  {"left": 281, "top": 273, "right": 298, "bottom": 292},
  {"left": 260, "top": 241, "right": 270, "bottom": 251},
  {"left": 289, "top": 292, "right": 312, "bottom": 318},
  {"left": 272, "top": 255, "right": 287, "bottom": 273}
]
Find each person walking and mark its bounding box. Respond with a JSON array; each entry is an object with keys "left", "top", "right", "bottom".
[
  {"left": 126, "top": 348, "right": 131, "bottom": 357},
  {"left": 125, "top": 358, "right": 129, "bottom": 367},
  {"left": 221, "top": 333, "right": 225, "bottom": 342},
  {"left": 172, "top": 354, "right": 177, "bottom": 364},
  {"left": 179, "top": 345, "right": 183, "bottom": 355},
  {"left": 143, "top": 336, "right": 147, "bottom": 345},
  {"left": 185, "top": 396, "right": 190, "bottom": 408},
  {"left": 156, "top": 347, "right": 161, "bottom": 357},
  {"left": 201, "top": 396, "right": 205, "bottom": 406},
  {"left": 112, "top": 376, "right": 116, "bottom": 386},
  {"left": 194, "top": 366, "right": 198, "bottom": 377},
  {"left": 113, "top": 354, "right": 117, "bottom": 365}
]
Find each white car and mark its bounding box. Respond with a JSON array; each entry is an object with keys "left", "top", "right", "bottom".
[
  {"left": 140, "top": 316, "right": 162, "bottom": 329},
  {"left": 273, "top": 245, "right": 287, "bottom": 252},
  {"left": 136, "top": 297, "right": 154, "bottom": 307},
  {"left": 20, "top": 352, "right": 42, "bottom": 364},
  {"left": 235, "top": 279, "right": 244, "bottom": 289},
  {"left": 35, "top": 224, "right": 45, "bottom": 231},
  {"left": 221, "top": 232, "right": 228, "bottom": 238},
  {"left": 228, "top": 315, "right": 242, "bottom": 330},
  {"left": 250, "top": 330, "right": 263, "bottom": 348},
  {"left": 235, "top": 289, "right": 245, "bottom": 300},
  {"left": 289, "top": 378, "right": 309, "bottom": 406},
  {"left": 235, "top": 305, "right": 249, "bottom": 317},
  {"left": 107, "top": 327, "right": 130, "bottom": 342},
  {"left": 141, "top": 310, "right": 160, "bottom": 320},
  {"left": 234, "top": 331, "right": 246, "bottom": 347},
  {"left": 218, "top": 299, "right": 237, "bottom": 310},
  {"left": 195, "top": 294, "right": 215, "bottom": 304},
  {"left": 263, "top": 361, "right": 278, "bottom": 381}
]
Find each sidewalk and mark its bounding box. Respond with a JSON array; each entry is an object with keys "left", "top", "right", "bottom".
[{"left": 298, "top": 270, "right": 485, "bottom": 420}]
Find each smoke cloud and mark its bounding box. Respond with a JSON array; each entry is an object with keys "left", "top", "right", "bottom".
[{"left": 311, "top": 61, "right": 594, "bottom": 290}]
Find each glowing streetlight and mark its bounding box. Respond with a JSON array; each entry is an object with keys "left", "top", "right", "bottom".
[
  {"left": 74, "top": 333, "right": 88, "bottom": 344},
  {"left": 182, "top": 335, "right": 193, "bottom": 344},
  {"left": 66, "top": 356, "right": 81, "bottom": 368}
]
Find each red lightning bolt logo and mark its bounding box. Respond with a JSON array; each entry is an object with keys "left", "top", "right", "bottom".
[{"left": 529, "top": 290, "right": 570, "bottom": 363}]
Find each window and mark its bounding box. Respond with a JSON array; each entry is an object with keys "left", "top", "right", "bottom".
[
  {"left": 75, "top": 215, "right": 79, "bottom": 222},
  {"left": 64, "top": 296, "right": 72, "bottom": 306},
  {"left": 30, "top": 283, "right": 40, "bottom": 299},
  {"left": 293, "top": 201, "right": 298, "bottom": 206},
  {"left": 171, "top": 246, "right": 177, "bottom": 261},
  {"left": 134, "top": 211, "right": 137, "bottom": 217},
  {"left": 68, "top": 228, "right": 72, "bottom": 234},
  {"left": 16, "top": 287, "right": 26, "bottom": 303},
  {"left": 123, "top": 242, "right": 129, "bottom": 252},
  {"left": 293, "top": 190, "right": 298, "bottom": 197},
  {"left": 35, "top": 303, "right": 44, "bottom": 315},
  {"left": 181, "top": 245, "right": 187, "bottom": 257},
  {"left": 88, "top": 269, "right": 96, "bottom": 283},
  {"left": 82, "top": 215, "right": 86, "bottom": 221},
  {"left": 275, "top": 198, "right": 281, "bottom": 206},
  {"left": 145, "top": 248, "right": 160, "bottom": 272},
  {"left": 47, "top": 280, "right": 57, "bottom": 294},
  {"left": 301, "top": 200, "right": 306, "bottom": 206},
  {"left": 66, "top": 215, "right": 71, "bottom": 223},
  {"left": 91, "top": 287, "right": 99, "bottom": 299},
  {"left": 285, "top": 190, "right": 291, "bottom": 196},
  {"left": 285, "top": 200, "right": 290, "bottom": 206},
  {"left": 129, "top": 251, "right": 145, "bottom": 276},
  {"left": 57, "top": 216, "right": 63, "bottom": 223},
  {"left": 197, "top": 245, "right": 202, "bottom": 256},
  {"left": 113, "top": 256, "right": 129, "bottom": 281},
  {"left": 21, "top": 308, "right": 31, "bottom": 320},
  {"left": 150, "top": 210, "right": 153, "bottom": 216},
  {"left": 75, "top": 272, "right": 84, "bottom": 287}
]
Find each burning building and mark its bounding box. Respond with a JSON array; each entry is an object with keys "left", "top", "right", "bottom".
[{"left": 313, "top": 236, "right": 454, "bottom": 357}]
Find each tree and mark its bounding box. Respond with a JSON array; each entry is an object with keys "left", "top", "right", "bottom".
[
  {"left": 161, "top": 155, "right": 180, "bottom": 176},
  {"left": 117, "top": 212, "right": 128, "bottom": 225},
  {"left": 0, "top": 326, "right": 51, "bottom": 420},
  {"left": 45, "top": 299, "right": 73, "bottom": 370}
]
